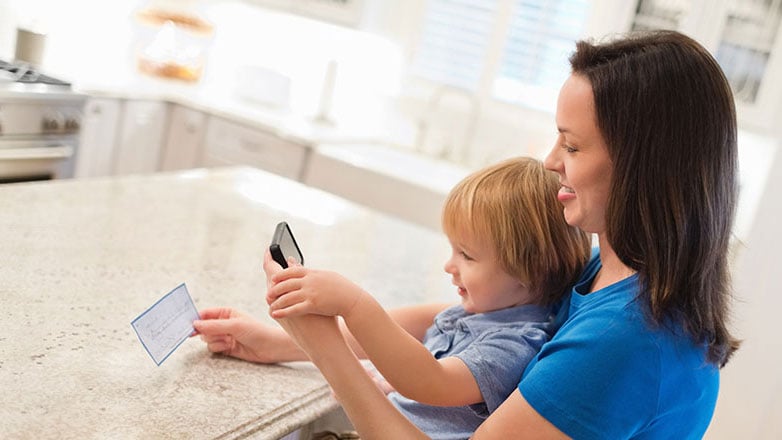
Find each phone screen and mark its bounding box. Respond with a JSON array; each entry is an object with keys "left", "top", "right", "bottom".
[{"left": 270, "top": 222, "right": 303, "bottom": 268}]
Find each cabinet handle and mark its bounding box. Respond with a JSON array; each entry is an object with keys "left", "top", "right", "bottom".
[{"left": 0, "top": 145, "right": 74, "bottom": 160}]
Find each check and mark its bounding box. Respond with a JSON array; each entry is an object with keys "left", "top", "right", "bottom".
[{"left": 131, "top": 283, "right": 200, "bottom": 365}]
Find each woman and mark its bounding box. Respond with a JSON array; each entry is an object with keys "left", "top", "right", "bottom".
[
  {"left": 203, "top": 30, "right": 740, "bottom": 439},
  {"left": 267, "top": 30, "right": 739, "bottom": 438}
]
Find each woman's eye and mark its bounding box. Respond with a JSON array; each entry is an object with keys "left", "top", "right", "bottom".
[{"left": 555, "top": 133, "right": 577, "bottom": 153}]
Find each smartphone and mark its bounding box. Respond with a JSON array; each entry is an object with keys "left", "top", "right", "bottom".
[{"left": 269, "top": 221, "right": 304, "bottom": 268}]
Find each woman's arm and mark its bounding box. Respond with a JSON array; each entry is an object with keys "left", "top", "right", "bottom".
[
  {"left": 193, "top": 302, "right": 449, "bottom": 363},
  {"left": 472, "top": 390, "right": 570, "bottom": 439},
  {"left": 193, "top": 307, "right": 308, "bottom": 363}
]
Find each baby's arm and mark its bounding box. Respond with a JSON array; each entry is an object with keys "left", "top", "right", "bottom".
[
  {"left": 267, "top": 268, "right": 482, "bottom": 406},
  {"left": 267, "top": 265, "right": 449, "bottom": 338},
  {"left": 344, "top": 294, "right": 484, "bottom": 406}
]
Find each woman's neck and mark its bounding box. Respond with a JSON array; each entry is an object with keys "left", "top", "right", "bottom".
[{"left": 592, "top": 234, "right": 636, "bottom": 293}]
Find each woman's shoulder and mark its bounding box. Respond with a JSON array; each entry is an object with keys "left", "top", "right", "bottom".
[{"left": 555, "top": 285, "right": 706, "bottom": 366}]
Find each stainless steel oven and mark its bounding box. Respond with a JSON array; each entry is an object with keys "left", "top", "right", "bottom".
[{"left": 0, "top": 60, "right": 86, "bottom": 183}]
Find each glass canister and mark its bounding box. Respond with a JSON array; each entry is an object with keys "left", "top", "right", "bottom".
[{"left": 134, "top": 0, "right": 214, "bottom": 82}]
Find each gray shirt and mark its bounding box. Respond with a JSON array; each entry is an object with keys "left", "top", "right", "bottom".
[{"left": 388, "top": 304, "right": 553, "bottom": 440}]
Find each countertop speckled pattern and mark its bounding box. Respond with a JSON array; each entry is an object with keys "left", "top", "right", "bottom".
[{"left": 0, "top": 167, "right": 454, "bottom": 439}]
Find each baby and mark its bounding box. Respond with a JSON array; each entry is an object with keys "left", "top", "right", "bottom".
[{"left": 266, "top": 156, "right": 591, "bottom": 439}]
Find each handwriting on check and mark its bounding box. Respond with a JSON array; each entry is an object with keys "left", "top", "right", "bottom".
[{"left": 131, "top": 283, "right": 200, "bottom": 365}]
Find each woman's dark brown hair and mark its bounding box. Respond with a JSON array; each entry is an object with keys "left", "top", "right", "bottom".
[{"left": 569, "top": 30, "right": 739, "bottom": 367}]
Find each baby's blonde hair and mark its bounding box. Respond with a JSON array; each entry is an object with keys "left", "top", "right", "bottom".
[{"left": 442, "top": 157, "right": 591, "bottom": 305}]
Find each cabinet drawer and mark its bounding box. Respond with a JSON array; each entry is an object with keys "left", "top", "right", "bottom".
[
  {"left": 203, "top": 117, "right": 308, "bottom": 180},
  {"left": 75, "top": 98, "right": 122, "bottom": 178},
  {"left": 114, "top": 100, "right": 170, "bottom": 175},
  {"left": 160, "top": 105, "right": 207, "bottom": 171}
]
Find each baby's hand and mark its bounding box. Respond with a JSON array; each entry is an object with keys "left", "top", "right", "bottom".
[{"left": 266, "top": 267, "right": 365, "bottom": 319}]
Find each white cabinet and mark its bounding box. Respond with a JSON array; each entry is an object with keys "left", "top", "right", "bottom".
[
  {"left": 202, "top": 116, "right": 310, "bottom": 181},
  {"left": 78, "top": 99, "right": 312, "bottom": 180},
  {"left": 75, "top": 97, "right": 122, "bottom": 178},
  {"left": 76, "top": 98, "right": 171, "bottom": 177},
  {"left": 629, "top": 0, "right": 782, "bottom": 133},
  {"left": 160, "top": 105, "right": 208, "bottom": 171},
  {"left": 113, "top": 100, "right": 170, "bottom": 175}
]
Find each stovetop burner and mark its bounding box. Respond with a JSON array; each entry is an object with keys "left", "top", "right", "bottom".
[{"left": 0, "top": 60, "right": 71, "bottom": 86}]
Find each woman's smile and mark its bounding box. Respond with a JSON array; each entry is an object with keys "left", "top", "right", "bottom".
[{"left": 557, "top": 185, "right": 576, "bottom": 202}]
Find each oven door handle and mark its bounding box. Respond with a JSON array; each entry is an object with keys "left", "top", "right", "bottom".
[{"left": 0, "top": 145, "right": 74, "bottom": 160}]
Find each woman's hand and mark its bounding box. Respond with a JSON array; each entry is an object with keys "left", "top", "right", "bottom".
[{"left": 192, "top": 307, "right": 306, "bottom": 363}]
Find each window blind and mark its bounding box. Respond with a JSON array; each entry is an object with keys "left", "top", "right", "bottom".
[
  {"left": 411, "top": 0, "right": 499, "bottom": 90},
  {"left": 493, "top": 0, "right": 590, "bottom": 112},
  {"left": 411, "top": 0, "right": 592, "bottom": 111},
  {"left": 500, "top": 1, "right": 589, "bottom": 88}
]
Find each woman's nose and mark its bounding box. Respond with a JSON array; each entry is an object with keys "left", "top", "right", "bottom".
[{"left": 543, "top": 145, "right": 561, "bottom": 172}]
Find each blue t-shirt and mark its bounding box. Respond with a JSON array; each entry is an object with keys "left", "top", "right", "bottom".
[
  {"left": 389, "top": 303, "right": 553, "bottom": 440},
  {"left": 519, "top": 251, "right": 719, "bottom": 439}
]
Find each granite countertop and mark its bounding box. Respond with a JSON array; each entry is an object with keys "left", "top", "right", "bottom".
[{"left": 0, "top": 167, "right": 453, "bottom": 439}]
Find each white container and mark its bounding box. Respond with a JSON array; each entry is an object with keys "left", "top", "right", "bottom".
[
  {"left": 14, "top": 27, "right": 46, "bottom": 66},
  {"left": 234, "top": 65, "right": 291, "bottom": 108}
]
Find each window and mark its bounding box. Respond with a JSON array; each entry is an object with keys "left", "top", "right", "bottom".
[
  {"left": 631, "top": 0, "right": 782, "bottom": 106},
  {"left": 632, "top": 0, "right": 687, "bottom": 31},
  {"left": 411, "top": 0, "right": 782, "bottom": 122},
  {"left": 411, "top": 0, "right": 499, "bottom": 90},
  {"left": 410, "top": 0, "right": 593, "bottom": 113},
  {"left": 715, "top": 1, "right": 782, "bottom": 104},
  {"left": 494, "top": 0, "right": 591, "bottom": 112}
]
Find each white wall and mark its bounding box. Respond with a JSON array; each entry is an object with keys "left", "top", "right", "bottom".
[{"left": 707, "top": 142, "right": 782, "bottom": 439}]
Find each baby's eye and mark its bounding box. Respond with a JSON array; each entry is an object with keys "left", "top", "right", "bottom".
[{"left": 460, "top": 251, "right": 474, "bottom": 261}]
